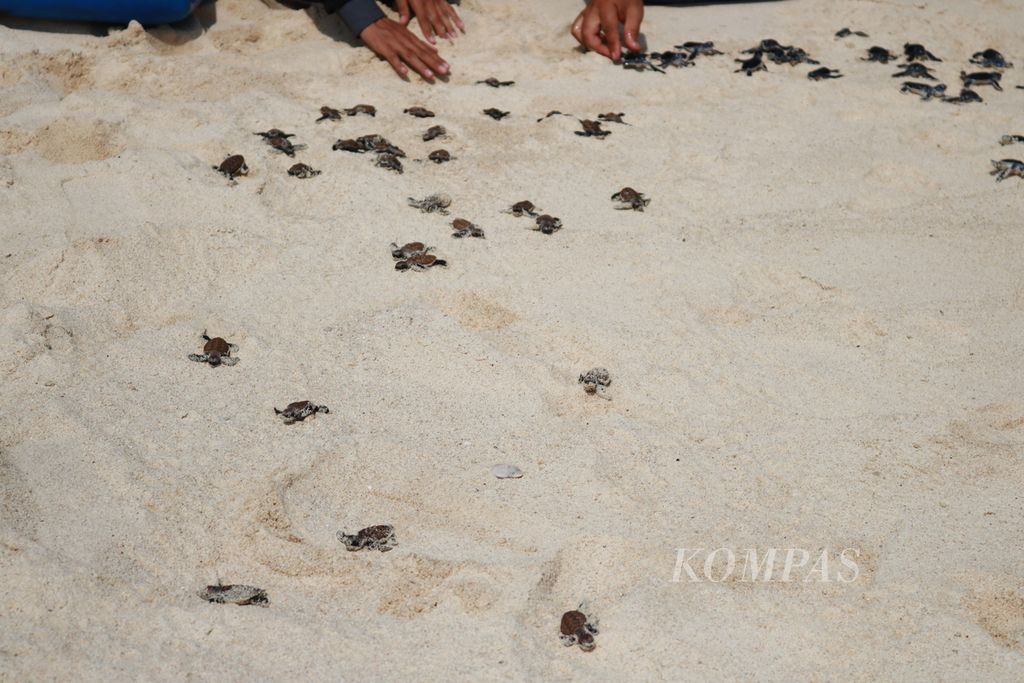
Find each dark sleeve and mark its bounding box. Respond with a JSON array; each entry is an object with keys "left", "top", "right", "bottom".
[{"left": 327, "top": 0, "right": 385, "bottom": 36}]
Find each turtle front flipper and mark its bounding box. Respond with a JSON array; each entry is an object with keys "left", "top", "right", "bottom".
[
  {"left": 221, "top": 356, "right": 240, "bottom": 366},
  {"left": 188, "top": 353, "right": 208, "bottom": 363}
]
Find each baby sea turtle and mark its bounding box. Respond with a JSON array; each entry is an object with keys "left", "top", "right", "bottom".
[
  {"left": 396, "top": 253, "right": 447, "bottom": 271},
  {"left": 316, "top": 106, "right": 342, "bottom": 122},
  {"left": 533, "top": 215, "right": 562, "bottom": 234},
  {"left": 900, "top": 82, "right": 947, "bottom": 100},
  {"left": 990, "top": 159, "right": 1024, "bottom": 182},
  {"left": 808, "top": 67, "right": 842, "bottom": 80},
  {"left": 576, "top": 120, "right": 610, "bottom": 138},
  {"left": 612, "top": 186, "right": 650, "bottom": 211},
  {"left": 369, "top": 141, "right": 406, "bottom": 158},
  {"left": 451, "top": 218, "right": 484, "bottom": 239},
  {"left": 288, "top": 163, "right": 321, "bottom": 178},
  {"left": 375, "top": 153, "right": 404, "bottom": 174},
  {"left": 651, "top": 51, "right": 695, "bottom": 69},
  {"left": 1000, "top": 135, "right": 1024, "bottom": 146},
  {"left": 428, "top": 149, "right": 454, "bottom": 164},
  {"left": 579, "top": 367, "right": 611, "bottom": 399},
  {"left": 344, "top": 104, "right": 376, "bottom": 116},
  {"left": 743, "top": 39, "right": 787, "bottom": 54},
  {"left": 407, "top": 193, "right": 452, "bottom": 214},
  {"left": 483, "top": 108, "right": 510, "bottom": 120},
  {"left": 213, "top": 154, "right": 248, "bottom": 180},
  {"left": 476, "top": 77, "right": 514, "bottom": 87},
  {"left": 904, "top": 43, "right": 941, "bottom": 62},
  {"left": 961, "top": 71, "right": 1003, "bottom": 91},
  {"left": 332, "top": 139, "right": 364, "bottom": 153},
  {"left": 391, "top": 241, "right": 431, "bottom": 259},
  {"left": 254, "top": 132, "right": 304, "bottom": 157},
  {"left": 199, "top": 584, "right": 268, "bottom": 606},
  {"left": 835, "top": 27, "right": 868, "bottom": 38},
  {"left": 735, "top": 52, "right": 767, "bottom": 76},
  {"left": 623, "top": 51, "right": 666, "bottom": 74},
  {"left": 892, "top": 63, "right": 936, "bottom": 80},
  {"left": 338, "top": 524, "right": 397, "bottom": 552},
  {"left": 764, "top": 45, "right": 818, "bottom": 66},
  {"left": 504, "top": 200, "right": 540, "bottom": 217},
  {"left": 943, "top": 88, "right": 983, "bottom": 104},
  {"left": 597, "top": 112, "right": 628, "bottom": 124},
  {"left": 253, "top": 128, "right": 295, "bottom": 140},
  {"left": 863, "top": 46, "right": 897, "bottom": 63},
  {"left": 674, "top": 41, "right": 723, "bottom": 58},
  {"left": 274, "top": 400, "right": 329, "bottom": 424},
  {"left": 560, "top": 607, "right": 599, "bottom": 652},
  {"left": 423, "top": 125, "right": 447, "bottom": 142},
  {"left": 404, "top": 106, "right": 435, "bottom": 118},
  {"left": 537, "top": 110, "right": 573, "bottom": 123},
  {"left": 188, "top": 331, "right": 239, "bottom": 366},
  {"left": 971, "top": 49, "right": 1012, "bottom": 69}
]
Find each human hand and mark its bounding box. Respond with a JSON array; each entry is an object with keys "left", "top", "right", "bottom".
[
  {"left": 571, "top": 0, "right": 643, "bottom": 62},
  {"left": 360, "top": 17, "right": 450, "bottom": 81},
  {"left": 395, "top": 0, "right": 465, "bottom": 44}
]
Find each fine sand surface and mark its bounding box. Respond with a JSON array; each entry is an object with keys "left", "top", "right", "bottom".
[{"left": 2, "top": 0, "right": 1023, "bottom": 679}]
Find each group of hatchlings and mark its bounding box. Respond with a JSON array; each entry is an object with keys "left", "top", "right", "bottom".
[{"left": 197, "top": 28, "right": 1020, "bottom": 652}]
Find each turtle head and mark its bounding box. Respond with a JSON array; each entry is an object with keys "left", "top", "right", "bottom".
[{"left": 207, "top": 351, "right": 223, "bottom": 366}]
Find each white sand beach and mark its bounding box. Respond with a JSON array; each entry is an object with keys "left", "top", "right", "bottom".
[{"left": 1, "top": 0, "right": 1023, "bottom": 678}]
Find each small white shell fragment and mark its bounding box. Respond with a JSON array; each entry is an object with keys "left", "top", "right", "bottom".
[{"left": 491, "top": 464, "right": 523, "bottom": 479}]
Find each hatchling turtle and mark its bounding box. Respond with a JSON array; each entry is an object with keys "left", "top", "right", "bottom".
[
  {"left": 504, "top": 200, "right": 540, "bottom": 217},
  {"left": 674, "top": 41, "right": 723, "bottom": 58},
  {"left": 483, "top": 108, "right": 510, "bottom": 120},
  {"left": 999, "top": 135, "right": 1024, "bottom": 146},
  {"left": 835, "top": 27, "right": 868, "bottom": 38},
  {"left": 332, "top": 138, "right": 364, "bottom": 153},
  {"left": 338, "top": 524, "right": 397, "bottom": 552},
  {"left": 622, "top": 51, "right": 665, "bottom": 73},
  {"left": 199, "top": 584, "right": 268, "bottom": 606},
  {"left": 765, "top": 45, "right": 818, "bottom": 65},
  {"left": 423, "top": 125, "right": 447, "bottom": 142},
  {"left": 579, "top": 367, "right": 611, "bottom": 399},
  {"left": 451, "top": 218, "right": 484, "bottom": 238},
  {"left": 188, "top": 331, "right": 239, "bottom": 366},
  {"left": 597, "top": 112, "right": 628, "bottom": 124},
  {"left": 943, "top": 88, "right": 983, "bottom": 104},
  {"left": 863, "top": 46, "right": 897, "bottom": 63},
  {"left": 213, "top": 154, "right": 248, "bottom": 179},
  {"left": 395, "top": 253, "right": 447, "bottom": 271},
  {"left": 428, "top": 149, "right": 454, "bottom": 163},
  {"left": 407, "top": 194, "right": 452, "bottom": 214},
  {"left": 652, "top": 51, "right": 695, "bottom": 69},
  {"left": 288, "top": 163, "right": 321, "bottom": 178},
  {"left": 576, "top": 120, "right": 610, "bottom": 138},
  {"left": 253, "top": 128, "right": 295, "bottom": 140},
  {"left": 892, "top": 63, "right": 936, "bottom": 80},
  {"left": 533, "top": 214, "right": 562, "bottom": 234},
  {"left": 316, "top": 106, "right": 342, "bottom": 122},
  {"left": 735, "top": 52, "right": 767, "bottom": 76},
  {"left": 344, "top": 104, "right": 377, "bottom": 116},
  {"left": 612, "top": 186, "right": 650, "bottom": 211},
  {"left": 903, "top": 43, "right": 941, "bottom": 62},
  {"left": 560, "top": 607, "right": 599, "bottom": 652},
  {"left": 808, "top": 67, "right": 842, "bottom": 80},
  {"left": 961, "top": 71, "right": 1003, "bottom": 91},
  {"left": 970, "top": 49, "right": 1012, "bottom": 69},
  {"left": 743, "top": 39, "right": 787, "bottom": 54},
  {"left": 391, "top": 241, "right": 431, "bottom": 259},
  {"left": 537, "top": 110, "right": 572, "bottom": 122},
  {"left": 274, "top": 400, "right": 329, "bottom": 424},
  {"left": 370, "top": 141, "right": 406, "bottom": 158},
  {"left": 900, "top": 82, "right": 947, "bottom": 100},
  {"left": 990, "top": 159, "right": 1024, "bottom": 182},
  {"left": 476, "top": 77, "right": 515, "bottom": 87},
  {"left": 375, "top": 153, "right": 404, "bottom": 174},
  {"left": 404, "top": 106, "right": 435, "bottom": 118}
]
